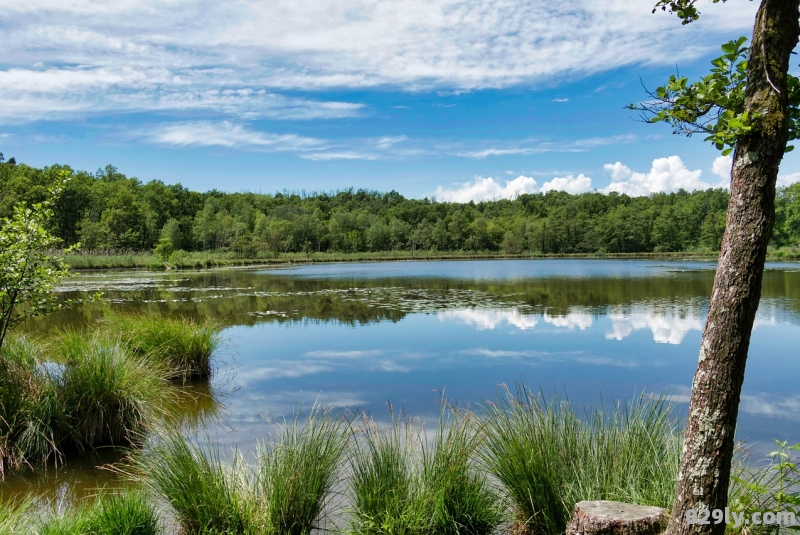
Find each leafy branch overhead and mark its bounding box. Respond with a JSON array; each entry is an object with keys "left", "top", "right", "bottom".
[
  {"left": 629, "top": 37, "right": 800, "bottom": 156},
  {"left": 652, "top": 0, "right": 730, "bottom": 25}
]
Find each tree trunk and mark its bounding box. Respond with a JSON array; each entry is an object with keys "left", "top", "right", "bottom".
[{"left": 666, "top": 2, "right": 799, "bottom": 535}]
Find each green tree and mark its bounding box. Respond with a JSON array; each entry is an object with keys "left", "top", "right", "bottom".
[
  {"left": 637, "top": 3, "right": 800, "bottom": 535},
  {"left": 0, "top": 177, "right": 73, "bottom": 350}
]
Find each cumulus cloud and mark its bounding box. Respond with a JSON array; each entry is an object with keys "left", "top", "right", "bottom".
[
  {"left": 540, "top": 174, "right": 593, "bottom": 194},
  {"left": 603, "top": 156, "right": 725, "bottom": 196},
  {"left": 435, "top": 175, "right": 539, "bottom": 202},
  {"left": 438, "top": 309, "right": 539, "bottom": 331},
  {"left": 712, "top": 154, "right": 732, "bottom": 181},
  {"left": 435, "top": 170, "right": 594, "bottom": 202},
  {"left": 0, "top": 0, "right": 757, "bottom": 123},
  {"left": 605, "top": 308, "right": 703, "bottom": 345}
]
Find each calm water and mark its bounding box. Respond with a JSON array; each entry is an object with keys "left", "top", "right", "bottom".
[{"left": 5, "top": 259, "right": 800, "bottom": 499}]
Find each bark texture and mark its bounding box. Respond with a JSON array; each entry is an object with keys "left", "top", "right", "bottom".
[
  {"left": 566, "top": 501, "right": 668, "bottom": 535},
  {"left": 666, "top": 2, "right": 800, "bottom": 535}
]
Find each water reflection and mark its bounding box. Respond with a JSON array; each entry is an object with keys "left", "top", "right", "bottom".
[{"left": 8, "top": 259, "right": 800, "bottom": 499}]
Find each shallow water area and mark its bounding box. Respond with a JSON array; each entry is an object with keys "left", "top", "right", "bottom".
[{"left": 4, "top": 258, "right": 800, "bottom": 502}]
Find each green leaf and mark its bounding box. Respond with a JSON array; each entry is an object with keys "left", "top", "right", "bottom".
[
  {"left": 786, "top": 145, "right": 795, "bottom": 153},
  {"left": 721, "top": 148, "right": 733, "bottom": 156}
]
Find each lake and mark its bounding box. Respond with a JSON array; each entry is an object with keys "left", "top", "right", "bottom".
[{"left": 5, "top": 258, "right": 800, "bottom": 498}]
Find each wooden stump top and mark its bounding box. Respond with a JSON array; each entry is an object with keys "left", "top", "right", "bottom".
[{"left": 565, "top": 500, "right": 668, "bottom": 535}]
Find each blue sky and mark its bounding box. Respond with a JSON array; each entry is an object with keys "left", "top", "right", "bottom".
[{"left": 1, "top": 0, "right": 798, "bottom": 201}]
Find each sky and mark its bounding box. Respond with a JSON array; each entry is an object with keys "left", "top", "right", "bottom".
[{"left": 1, "top": 0, "right": 799, "bottom": 201}]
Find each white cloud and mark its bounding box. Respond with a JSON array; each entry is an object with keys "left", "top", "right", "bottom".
[
  {"left": 435, "top": 175, "right": 539, "bottom": 202},
  {"left": 605, "top": 307, "right": 703, "bottom": 345},
  {"left": 712, "top": 154, "right": 732, "bottom": 181},
  {"left": 144, "top": 121, "right": 327, "bottom": 152},
  {"left": 460, "top": 348, "right": 551, "bottom": 358},
  {"left": 0, "top": 0, "right": 757, "bottom": 123},
  {"left": 540, "top": 174, "right": 593, "bottom": 194},
  {"left": 543, "top": 311, "right": 593, "bottom": 330},
  {"left": 438, "top": 309, "right": 539, "bottom": 331},
  {"left": 552, "top": 98, "right": 569, "bottom": 103},
  {"left": 778, "top": 172, "right": 800, "bottom": 188},
  {"left": 603, "top": 156, "right": 725, "bottom": 196}
]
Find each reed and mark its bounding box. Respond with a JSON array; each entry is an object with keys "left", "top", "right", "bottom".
[
  {"left": 478, "top": 385, "right": 680, "bottom": 535},
  {"left": 134, "top": 431, "right": 260, "bottom": 534},
  {"left": 103, "top": 313, "right": 222, "bottom": 382},
  {"left": 258, "top": 405, "right": 349, "bottom": 534},
  {"left": 55, "top": 331, "right": 172, "bottom": 450},
  {"left": 348, "top": 410, "right": 430, "bottom": 535}
]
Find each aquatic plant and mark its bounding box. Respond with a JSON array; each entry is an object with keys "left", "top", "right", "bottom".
[
  {"left": 425, "top": 407, "right": 505, "bottom": 535},
  {"left": 258, "top": 405, "right": 349, "bottom": 535},
  {"left": 134, "top": 431, "right": 259, "bottom": 534},
  {"left": 348, "top": 410, "right": 430, "bottom": 535},
  {"left": 56, "top": 331, "right": 172, "bottom": 449},
  {"left": 103, "top": 313, "right": 222, "bottom": 382},
  {"left": 478, "top": 385, "right": 680, "bottom": 535},
  {"left": 36, "top": 489, "right": 160, "bottom": 535}
]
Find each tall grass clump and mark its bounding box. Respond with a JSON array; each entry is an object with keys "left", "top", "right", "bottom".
[
  {"left": 134, "top": 431, "right": 259, "bottom": 534},
  {"left": 258, "top": 405, "right": 349, "bottom": 534},
  {"left": 348, "top": 410, "right": 430, "bottom": 535},
  {"left": 479, "top": 385, "right": 680, "bottom": 535},
  {"left": 425, "top": 407, "right": 505, "bottom": 535},
  {"left": 0, "top": 336, "right": 66, "bottom": 474},
  {"left": 0, "top": 496, "right": 32, "bottom": 535},
  {"left": 55, "top": 331, "right": 172, "bottom": 450},
  {"left": 104, "top": 313, "right": 222, "bottom": 382},
  {"left": 36, "top": 489, "right": 160, "bottom": 535}
]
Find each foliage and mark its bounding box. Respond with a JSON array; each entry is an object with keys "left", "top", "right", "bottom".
[
  {"left": 631, "top": 37, "right": 800, "bottom": 156},
  {"left": 0, "top": 174, "right": 74, "bottom": 351},
  {"left": 729, "top": 441, "right": 800, "bottom": 535},
  {"left": 478, "top": 386, "right": 680, "bottom": 535}
]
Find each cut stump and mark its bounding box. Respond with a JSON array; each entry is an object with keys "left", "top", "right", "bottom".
[{"left": 565, "top": 500, "right": 668, "bottom": 535}]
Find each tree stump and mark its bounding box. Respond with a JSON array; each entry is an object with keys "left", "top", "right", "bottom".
[{"left": 566, "top": 500, "right": 668, "bottom": 535}]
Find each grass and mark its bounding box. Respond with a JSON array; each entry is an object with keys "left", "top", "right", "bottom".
[
  {"left": 54, "top": 331, "right": 173, "bottom": 450},
  {"left": 425, "top": 407, "right": 504, "bottom": 535},
  {"left": 478, "top": 385, "right": 680, "bottom": 535},
  {"left": 348, "top": 410, "right": 430, "bottom": 535},
  {"left": 348, "top": 406, "right": 505, "bottom": 535},
  {"left": 0, "top": 335, "right": 67, "bottom": 474},
  {"left": 36, "top": 489, "right": 160, "bottom": 535},
  {"left": 102, "top": 313, "right": 222, "bottom": 382},
  {"left": 134, "top": 431, "right": 259, "bottom": 534},
  {"left": 57, "top": 249, "right": 742, "bottom": 271},
  {"left": 0, "top": 496, "right": 32, "bottom": 535},
  {"left": 258, "top": 405, "right": 349, "bottom": 535}
]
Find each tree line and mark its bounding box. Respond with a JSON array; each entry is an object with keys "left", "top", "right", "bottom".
[{"left": 2, "top": 158, "right": 800, "bottom": 257}]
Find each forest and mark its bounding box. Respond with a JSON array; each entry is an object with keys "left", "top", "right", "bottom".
[{"left": 2, "top": 156, "right": 800, "bottom": 258}]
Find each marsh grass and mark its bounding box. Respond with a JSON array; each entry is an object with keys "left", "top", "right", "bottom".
[
  {"left": 479, "top": 385, "right": 680, "bottom": 535},
  {"left": 135, "top": 431, "right": 259, "bottom": 534},
  {"left": 258, "top": 405, "right": 349, "bottom": 534},
  {"left": 425, "top": 408, "right": 505, "bottom": 535},
  {"left": 103, "top": 313, "right": 222, "bottom": 382},
  {"left": 36, "top": 489, "right": 160, "bottom": 535},
  {"left": 55, "top": 331, "right": 172, "bottom": 450},
  {"left": 0, "top": 336, "right": 67, "bottom": 474},
  {"left": 0, "top": 496, "right": 32, "bottom": 535},
  {"left": 348, "top": 410, "right": 430, "bottom": 535}
]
